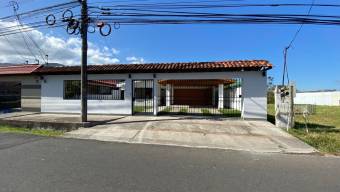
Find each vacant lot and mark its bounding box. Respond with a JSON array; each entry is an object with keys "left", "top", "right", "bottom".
[{"left": 268, "top": 104, "right": 340, "bottom": 154}]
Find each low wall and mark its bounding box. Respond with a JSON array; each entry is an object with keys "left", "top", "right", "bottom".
[{"left": 294, "top": 91, "right": 340, "bottom": 106}]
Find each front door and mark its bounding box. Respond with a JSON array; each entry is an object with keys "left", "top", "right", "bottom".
[{"left": 132, "top": 80, "right": 154, "bottom": 115}]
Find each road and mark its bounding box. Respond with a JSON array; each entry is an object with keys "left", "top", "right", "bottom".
[{"left": 0, "top": 133, "right": 339, "bottom": 192}]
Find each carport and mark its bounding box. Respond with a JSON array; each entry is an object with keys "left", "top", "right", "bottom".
[{"left": 157, "top": 79, "right": 242, "bottom": 117}]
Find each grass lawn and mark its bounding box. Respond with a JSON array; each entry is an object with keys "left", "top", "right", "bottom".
[
  {"left": 133, "top": 106, "right": 153, "bottom": 113},
  {"left": 268, "top": 104, "right": 340, "bottom": 154},
  {"left": 201, "top": 109, "right": 212, "bottom": 116},
  {"left": 159, "top": 107, "right": 171, "bottom": 114},
  {"left": 0, "top": 125, "right": 64, "bottom": 137},
  {"left": 218, "top": 108, "right": 241, "bottom": 117},
  {"left": 178, "top": 108, "right": 188, "bottom": 115},
  {"left": 289, "top": 129, "right": 340, "bottom": 154}
]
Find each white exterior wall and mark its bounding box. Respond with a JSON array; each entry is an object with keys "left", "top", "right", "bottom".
[
  {"left": 41, "top": 74, "right": 132, "bottom": 115},
  {"left": 294, "top": 91, "right": 340, "bottom": 106},
  {"left": 41, "top": 71, "right": 268, "bottom": 119}
]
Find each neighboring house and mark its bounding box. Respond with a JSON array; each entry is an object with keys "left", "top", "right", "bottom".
[
  {"left": 295, "top": 90, "right": 340, "bottom": 106},
  {"left": 0, "top": 64, "right": 42, "bottom": 111},
  {"left": 0, "top": 60, "right": 272, "bottom": 119}
]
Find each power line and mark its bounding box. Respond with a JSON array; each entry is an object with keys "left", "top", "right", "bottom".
[
  {"left": 287, "top": 0, "right": 316, "bottom": 49},
  {"left": 0, "top": 1, "right": 79, "bottom": 21},
  {"left": 282, "top": 0, "right": 316, "bottom": 85},
  {"left": 1, "top": 35, "right": 28, "bottom": 61},
  {"left": 12, "top": 5, "right": 47, "bottom": 63},
  {"left": 1, "top": 1, "right": 340, "bottom": 38},
  {"left": 13, "top": 19, "right": 39, "bottom": 62}
]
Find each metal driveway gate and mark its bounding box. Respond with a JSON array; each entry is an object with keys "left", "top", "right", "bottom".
[{"left": 132, "top": 80, "right": 154, "bottom": 115}]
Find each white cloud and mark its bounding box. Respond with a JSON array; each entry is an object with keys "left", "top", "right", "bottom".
[
  {"left": 0, "top": 21, "right": 120, "bottom": 65},
  {"left": 126, "top": 56, "right": 145, "bottom": 64},
  {"left": 111, "top": 48, "right": 120, "bottom": 55}
]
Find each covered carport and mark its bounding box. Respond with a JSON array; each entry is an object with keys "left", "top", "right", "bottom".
[{"left": 157, "top": 79, "right": 241, "bottom": 117}]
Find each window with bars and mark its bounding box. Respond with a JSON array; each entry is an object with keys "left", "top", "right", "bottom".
[{"left": 63, "top": 80, "right": 125, "bottom": 100}]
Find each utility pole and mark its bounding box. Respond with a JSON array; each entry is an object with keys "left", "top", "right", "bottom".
[
  {"left": 80, "top": 0, "right": 88, "bottom": 122},
  {"left": 282, "top": 46, "right": 288, "bottom": 86}
]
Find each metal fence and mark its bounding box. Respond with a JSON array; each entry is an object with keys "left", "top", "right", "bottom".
[
  {"left": 132, "top": 80, "right": 154, "bottom": 114},
  {"left": 294, "top": 104, "right": 316, "bottom": 115},
  {"left": 63, "top": 80, "right": 125, "bottom": 100}
]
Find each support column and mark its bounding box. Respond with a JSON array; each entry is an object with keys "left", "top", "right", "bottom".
[
  {"left": 153, "top": 81, "right": 158, "bottom": 116},
  {"left": 125, "top": 79, "right": 133, "bottom": 115},
  {"left": 218, "top": 84, "right": 224, "bottom": 109},
  {"left": 171, "top": 85, "right": 174, "bottom": 104},
  {"left": 166, "top": 84, "right": 171, "bottom": 107}
]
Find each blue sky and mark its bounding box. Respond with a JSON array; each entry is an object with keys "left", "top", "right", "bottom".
[{"left": 1, "top": 0, "right": 340, "bottom": 91}]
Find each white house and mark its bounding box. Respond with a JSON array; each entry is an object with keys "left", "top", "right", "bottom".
[{"left": 0, "top": 60, "right": 272, "bottom": 119}]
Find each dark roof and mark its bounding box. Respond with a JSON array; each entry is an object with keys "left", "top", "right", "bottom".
[
  {"left": 34, "top": 60, "right": 272, "bottom": 75},
  {"left": 0, "top": 64, "right": 41, "bottom": 75}
]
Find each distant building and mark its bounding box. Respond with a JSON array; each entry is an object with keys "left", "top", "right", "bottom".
[{"left": 294, "top": 90, "right": 340, "bottom": 106}]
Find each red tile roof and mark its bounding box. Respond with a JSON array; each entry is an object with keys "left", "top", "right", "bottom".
[
  {"left": 34, "top": 60, "right": 272, "bottom": 75},
  {"left": 0, "top": 64, "right": 41, "bottom": 75}
]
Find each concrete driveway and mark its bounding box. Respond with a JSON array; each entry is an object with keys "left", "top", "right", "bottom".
[{"left": 64, "top": 116, "right": 316, "bottom": 154}]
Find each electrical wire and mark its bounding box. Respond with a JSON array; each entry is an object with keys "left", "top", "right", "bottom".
[
  {"left": 1, "top": 0, "right": 340, "bottom": 37},
  {"left": 13, "top": 5, "right": 47, "bottom": 63},
  {"left": 1, "top": 35, "right": 28, "bottom": 61},
  {"left": 287, "top": 0, "right": 316, "bottom": 49},
  {"left": 283, "top": 0, "right": 316, "bottom": 85}
]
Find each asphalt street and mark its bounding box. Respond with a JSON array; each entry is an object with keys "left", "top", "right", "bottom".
[{"left": 0, "top": 133, "right": 339, "bottom": 192}]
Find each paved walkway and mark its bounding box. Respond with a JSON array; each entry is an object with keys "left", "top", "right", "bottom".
[
  {"left": 64, "top": 116, "right": 316, "bottom": 154},
  {"left": 0, "top": 112, "right": 124, "bottom": 130}
]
